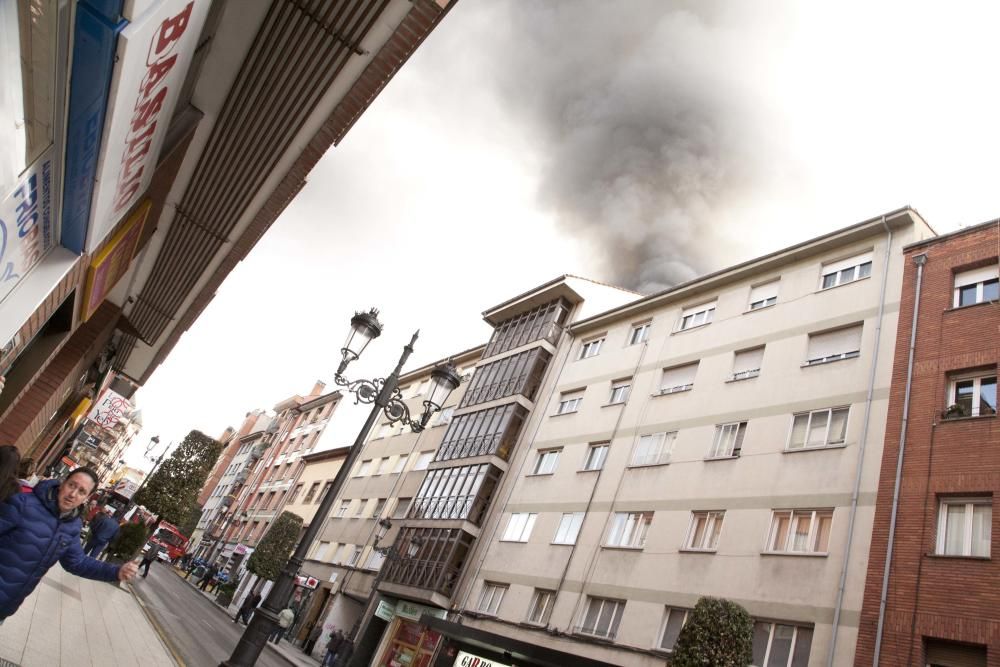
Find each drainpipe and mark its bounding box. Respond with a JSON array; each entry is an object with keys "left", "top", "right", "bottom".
[
  {"left": 827, "top": 219, "right": 892, "bottom": 666},
  {"left": 872, "top": 252, "right": 927, "bottom": 666}
]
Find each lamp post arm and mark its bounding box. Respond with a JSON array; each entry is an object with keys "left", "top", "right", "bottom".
[{"left": 221, "top": 331, "right": 419, "bottom": 667}]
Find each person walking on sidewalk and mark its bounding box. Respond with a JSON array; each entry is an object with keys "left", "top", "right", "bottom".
[
  {"left": 322, "top": 629, "right": 345, "bottom": 667},
  {"left": 198, "top": 564, "right": 218, "bottom": 591},
  {"left": 234, "top": 590, "right": 261, "bottom": 624},
  {"left": 139, "top": 544, "right": 166, "bottom": 577},
  {"left": 0, "top": 467, "right": 138, "bottom": 622},
  {"left": 270, "top": 606, "right": 295, "bottom": 644},
  {"left": 303, "top": 621, "right": 323, "bottom": 654},
  {"left": 84, "top": 508, "right": 119, "bottom": 559}
]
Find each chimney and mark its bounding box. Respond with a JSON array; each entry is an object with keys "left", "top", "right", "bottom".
[{"left": 310, "top": 380, "right": 326, "bottom": 396}]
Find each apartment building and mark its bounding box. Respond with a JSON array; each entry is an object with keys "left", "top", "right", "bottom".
[
  {"left": 416, "top": 208, "right": 936, "bottom": 667},
  {"left": 856, "top": 221, "right": 999, "bottom": 667}
]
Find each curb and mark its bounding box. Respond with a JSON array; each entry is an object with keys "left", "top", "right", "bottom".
[{"left": 127, "top": 581, "right": 187, "bottom": 667}]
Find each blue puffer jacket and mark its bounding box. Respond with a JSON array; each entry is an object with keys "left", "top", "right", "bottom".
[{"left": 0, "top": 479, "right": 121, "bottom": 619}]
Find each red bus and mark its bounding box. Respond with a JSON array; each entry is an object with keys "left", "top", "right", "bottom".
[{"left": 143, "top": 521, "right": 189, "bottom": 562}]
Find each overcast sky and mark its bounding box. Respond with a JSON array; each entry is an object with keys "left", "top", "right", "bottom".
[{"left": 125, "top": 0, "right": 1000, "bottom": 469}]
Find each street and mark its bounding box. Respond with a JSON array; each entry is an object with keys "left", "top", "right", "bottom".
[{"left": 130, "top": 564, "right": 292, "bottom": 667}]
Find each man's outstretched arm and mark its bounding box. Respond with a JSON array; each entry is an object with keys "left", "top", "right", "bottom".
[{"left": 60, "top": 537, "right": 137, "bottom": 582}]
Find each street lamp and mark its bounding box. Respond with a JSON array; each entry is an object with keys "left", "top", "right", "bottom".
[
  {"left": 223, "top": 310, "right": 460, "bottom": 667},
  {"left": 131, "top": 435, "right": 163, "bottom": 499}
]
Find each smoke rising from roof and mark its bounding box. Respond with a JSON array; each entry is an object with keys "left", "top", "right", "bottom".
[{"left": 487, "top": 1, "right": 785, "bottom": 294}]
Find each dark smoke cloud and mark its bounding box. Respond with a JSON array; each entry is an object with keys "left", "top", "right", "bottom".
[{"left": 486, "top": 1, "right": 781, "bottom": 294}]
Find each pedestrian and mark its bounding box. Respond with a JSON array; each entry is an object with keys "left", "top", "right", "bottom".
[
  {"left": 139, "top": 544, "right": 165, "bottom": 578},
  {"left": 234, "top": 590, "right": 261, "bottom": 624},
  {"left": 303, "top": 621, "right": 323, "bottom": 654},
  {"left": 198, "top": 564, "right": 218, "bottom": 591},
  {"left": 0, "top": 445, "right": 20, "bottom": 501},
  {"left": 270, "top": 606, "right": 295, "bottom": 644},
  {"left": 84, "top": 508, "right": 119, "bottom": 559},
  {"left": 322, "top": 629, "right": 345, "bottom": 667},
  {"left": 0, "top": 467, "right": 138, "bottom": 623},
  {"left": 16, "top": 457, "right": 37, "bottom": 492}
]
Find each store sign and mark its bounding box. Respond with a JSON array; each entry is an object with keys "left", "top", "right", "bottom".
[
  {"left": 375, "top": 600, "right": 395, "bottom": 621},
  {"left": 395, "top": 600, "right": 447, "bottom": 622},
  {"left": 81, "top": 199, "right": 149, "bottom": 320},
  {"left": 86, "top": 388, "right": 131, "bottom": 428},
  {"left": 112, "top": 478, "right": 139, "bottom": 499},
  {"left": 234, "top": 544, "right": 247, "bottom": 556},
  {"left": 294, "top": 575, "right": 319, "bottom": 589},
  {"left": 88, "top": 0, "right": 210, "bottom": 251},
  {"left": 0, "top": 146, "right": 56, "bottom": 306},
  {"left": 454, "top": 651, "right": 511, "bottom": 667}
]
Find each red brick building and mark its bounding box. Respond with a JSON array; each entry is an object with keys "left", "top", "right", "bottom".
[{"left": 857, "top": 221, "right": 1000, "bottom": 667}]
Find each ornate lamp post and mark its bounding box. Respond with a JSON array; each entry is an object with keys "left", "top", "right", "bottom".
[
  {"left": 131, "top": 435, "right": 163, "bottom": 499},
  {"left": 223, "top": 310, "right": 460, "bottom": 667}
]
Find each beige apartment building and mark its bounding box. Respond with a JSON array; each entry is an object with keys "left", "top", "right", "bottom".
[{"left": 443, "top": 208, "right": 936, "bottom": 667}]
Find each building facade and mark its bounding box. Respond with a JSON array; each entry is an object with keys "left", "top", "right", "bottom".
[{"left": 855, "top": 221, "right": 1000, "bottom": 667}]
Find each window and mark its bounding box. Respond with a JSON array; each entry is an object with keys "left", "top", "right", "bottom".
[
  {"left": 557, "top": 391, "right": 583, "bottom": 414},
  {"left": 953, "top": 266, "right": 999, "bottom": 307},
  {"left": 608, "top": 379, "right": 631, "bottom": 404},
  {"left": 375, "top": 457, "right": 391, "bottom": 475},
  {"left": 363, "top": 549, "right": 386, "bottom": 571},
  {"left": 632, "top": 431, "right": 676, "bottom": 467},
  {"left": 316, "top": 481, "right": 332, "bottom": 504},
  {"left": 937, "top": 497, "right": 991, "bottom": 557},
  {"left": 579, "top": 337, "right": 604, "bottom": 359},
  {"left": 393, "top": 455, "right": 408, "bottom": 474},
  {"left": 376, "top": 423, "right": 392, "bottom": 439},
  {"left": 354, "top": 499, "right": 367, "bottom": 517},
  {"left": 660, "top": 362, "right": 698, "bottom": 394},
  {"left": 578, "top": 597, "right": 625, "bottom": 639},
  {"left": 336, "top": 500, "right": 350, "bottom": 518},
  {"left": 288, "top": 483, "right": 304, "bottom": 504},
  {"left": 658, "top": 607, "right": 690, "bottom": 652},
  {"left": 731, "top": 347, "right": 764, "bottom": 381},
  {"left": 392, "top": 498, "right": 411, "bottom": 519},
  {"left": 413, "top": 451, "right": 434, "bottom": 470},
  {"left": 553, "top": 512, "right": 584, "bottom": 545},
  {"left": 628, "top": 322, "right": 651, "bottom": 345},
  {"left": 709, "top": 422, "right": 747, "bottom": 459},
  {"left": 313, "top": 542, "right": 331, "bottom": 562},
  {"left": 302, "top": 482, "right": 319, "bottom": 503},
  {"left": 678, "top": 301, "right": 716, "bottom": 331},
  {"left": 607, "top": 511, "right": 652, "bottom": 548},
  {"left": 787, "top": 407, "right": 849, "bottom": 450},
  {"left": 356, "top": 460, "right": 372, "bottom": 477},
  {"left": 748, "top": 280, "right": 779, "bottom": 310},
  {"left": 767, "top": 509, "right": 833, "bottom": 554},
  {"left": 820, "top": 251, "right": 872, "bottom": 289},
  {"left": 686, "top": 511, "right": 724, "bottom": 551},
  {"left": 502, "top": 513, "right": 537, "bottom": 542},
  {"left": 372, "top": 498, "right": 387, "bottom": 518},
  {"left": 752, "top": 622, "right": 813, "bottom": 667},
  {"left": 477, "top": 582, "right": 507, "bottom": 616},
  {"left": 582, "top": 443, "right": 608, "bottom": 471},
  {"left": 348, "top": 547, "right": 362, "bottom": 567},
  {"left": 526, "top": 589, "right": 556, "bottom": 625},
  {"left": 805, "top": 324, "right": 862, "bottom": 366},
  {"left": 532, "top": 449, "right": 561, "bottom": 475},
  {"left": 434, "top": 406, "right": 455, "bottom": 426},
  {"left": 947, "top": 372, "right": 997, "bottom": 418}
]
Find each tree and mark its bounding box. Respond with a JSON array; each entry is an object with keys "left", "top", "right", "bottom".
[
  {"left": 133, "top": 430, "right": 222, "bottom": 528},
  {"left": 670, "top": 597, "right": 754, "bottom": 667},
  {"left": 177, "top": 503, "right": 204, "bottom": 538},
  {"left": 246, "top": 511, "right": 303, "bottom": 581}
]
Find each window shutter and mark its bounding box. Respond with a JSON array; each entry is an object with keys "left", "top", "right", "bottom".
[
  {"left": 807, "top": 325, "right": 862, "bottom": 359},
  {"left": 749, "top": 280, "right": 779, "bottom": 303},
  {"left": 822, "top": 251, "right": 873, "bottom": 275},
  {"left": 733, "top": 347, "right": 764, "bottom": 374},
  {"left": 681, "top": 301, "right": 715, "bottom": 318},
  {"left": 954, "top": 266, "right": 999, "bottom": 288},
  {"left": 924, "top": 640, "right": 987, "bottom": 667},
  {"left": 661, "top": 363, "right": 698, "bottom": 391}
]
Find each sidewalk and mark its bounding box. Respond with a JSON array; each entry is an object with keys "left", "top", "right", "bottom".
[
  {"left": 176, "top": 569, "right": 321, "bottom": 667},
  {"left": 0, "top": 564, "right": 176, "bottom": 667}
]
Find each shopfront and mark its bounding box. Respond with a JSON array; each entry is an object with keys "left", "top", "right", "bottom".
[{"left": 365, "top": 598, "right": 449, "bottom": 667}]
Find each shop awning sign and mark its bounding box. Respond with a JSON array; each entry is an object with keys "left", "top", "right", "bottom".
[
  {"left": 375, "top": 600, "right": 394, "bottom": 622},
  {"left": 455, "top": 651, "right": 511, "bottom": 667},
  {"left": 294, "top": 575, "right": 319, "bottom": 589},
  {"left": 0, "top": 146, "right": 56, "bottom": 306},
  {"left": 395, "top": 600, "right": 447, "bottom": 622}
]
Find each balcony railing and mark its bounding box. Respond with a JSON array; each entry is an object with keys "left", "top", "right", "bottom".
[{"left": 382, "top": 557, "right": 462, "bottom": 598}]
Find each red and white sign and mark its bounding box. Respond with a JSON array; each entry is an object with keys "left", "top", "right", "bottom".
[
  {"left": 294, "top": 575, "right": 319, "bottom": 589},
  {"left": 86, "top": 388, "right": 131, "bottom": 429},
  {"left": 87, "top": 0, "right": 210, "bottom": 252}
]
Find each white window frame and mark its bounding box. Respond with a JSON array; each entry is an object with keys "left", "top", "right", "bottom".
[
  {"left": 730, "top": 346, "right": 764, "bottom": 381},
  {"left": 502, "top": 513, "right": 538, "bottom": 542},
  {"left": 953, "top": 266, "right": 999, "bottom": 308},
  {"left": 434, "top": 406, "right": 455, "bottom": 426},
  {"left": 582, "top": 443, "right": 609, "bottom": 471},
  {"left": 313, "top": 542, "right": 331, "bottom": 562},
  {"left": 525, "top": 589, "right": 556, "bottom": 626},
  {"left": 766, "top": 509, "right": 834, "bottom": 554},
  {"left": 363, "top": 548, "right": 386, "bottom": 571},
  {"left": 579, "top": 337, "right": 604, "bottom": 360},
  {"left": 375, "top": 423, "right": 392, "bottom": 439},
  {"left": 392, "top": 498, "right": 411, "bottom": 519},
  {"left": 375, "top": 457, "right": 391, "bottom": 475},
  {"left": 355, "top": 460, "right": 372, "bottom": 477},
  {"left": 557, "top": 391, "right": 584, "bottom": 415},
  {"left": 578, "top": 597, "right": 626, "bottom": 639},
  {"left": 608, "top": 379, "right": 631, "bottom": 405},
  {"left": 606, "top": 511, "right": 653, "bottom": 548},
  {"left": 947, "top": 372, "right": 997, "bottom": 418},
  {"left": 372, "top": 498, "right": 387, "bottom": 519},
  {"left": 657, "top": 607, "right": 690, "bottom": 652},
  {"left": 786, "top": 407, "right": 850, "bottom": 450},
  {"left": 936, "top": 497, "right": 991, "bottom": 557},
  {"left": 708, "top": 421, "right": 747, "bottom": 459},
  {"left": 819, "top": 251, "right": 873, "bottom": 290},
  {"left": 553, "top": 512, "right": 584, "bottom": 545},
  {"left": 752, "top": 622, "right": 813, "bottom": 667},
  {"left": 678, "top": 301, "right": 716, "bottom": 331},
  {"left": 477, "top": 582, "right": 507, "bottom": 616},
  {"left": 805, "top": 325, "right": 863, "bottom": 366},
  {"left": 532, "top": 449, "right": 561, "bottom": 475},
  {"left": 685, "top": 511, "right": 725, "bottom": 551},
  {"left": 347, "top": 546, "right": 362, "bottom": 567},
  {"left": 392, "top": 455, "right": 408, "bottom": 474},
  {"left": 631, "top": 431, "right": 676, "bottom": 467},
  {"left": 628, "top": 322, "right": 651, "bottom": 345},
  {"left": 659, "top": 362, "right": 698, "bottom": 395},
  {"left": 413, "top": 451, "right": 434, "bottom": 470},
  {"left": 748, "top": 280, "right": 779, "bottom": 311},
  {"left": 336, "top": 500, "right": 350, "bottom": 518}
]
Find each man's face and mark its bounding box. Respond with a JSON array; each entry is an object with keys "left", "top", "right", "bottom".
[{"left": 57, "top": 473, "right": 95, "bottom": 513}]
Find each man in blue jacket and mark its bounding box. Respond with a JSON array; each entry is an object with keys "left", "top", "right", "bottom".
[
  {"left": 0, "top": 467, "right": 138, "bottom": 622},
  {"left": 84, "top": 507, "right": 119, "bottom": 559}
]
